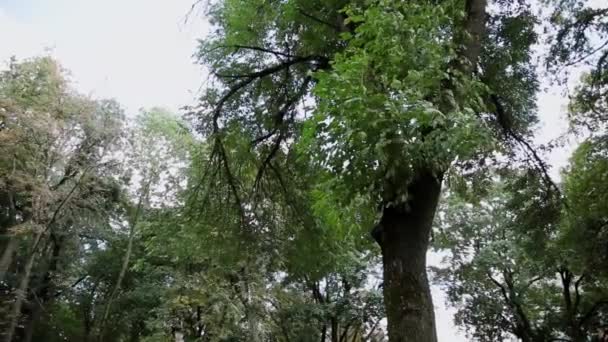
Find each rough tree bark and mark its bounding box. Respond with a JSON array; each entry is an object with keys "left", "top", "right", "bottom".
[
  {"left": 372, "top": 1, "right": 487, "bottom": 341},
  {"left": 373, "top": 171, "right": 442, "bottom": 342}
]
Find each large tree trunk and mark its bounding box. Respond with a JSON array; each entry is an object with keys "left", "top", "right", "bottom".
[{"left": 373, "top": 171, "right": 442, "bottom": 342}]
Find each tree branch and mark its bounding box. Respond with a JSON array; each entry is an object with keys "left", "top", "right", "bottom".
[
  {"left": 211, "top": 55, "right": 325, "bottom": 130},
  {"left": 490, "top": 94, "right": 563, "bottom": 199},
  {"left": 578, "top": 299, "right": 608, "bottom": 328},
  {"left": 220, "top": 44, "right": 295, "bottom": 58},
  {"left": 297, "top": 9, "right": 342, "bottom": 32},
  {"left": 251, "top": 77, "right": 311, "bottom": 193}
]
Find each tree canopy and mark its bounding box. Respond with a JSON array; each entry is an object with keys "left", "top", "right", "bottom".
[{"left": 1, "top": 0, "right": 608, "bottom": 341}]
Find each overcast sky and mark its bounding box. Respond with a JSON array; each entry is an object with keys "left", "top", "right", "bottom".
[
  {"left": 0, "top": 0, "right": 208, "bottom": 113},
  {"left": 0, "top": 1, "right": 578, "bottom": 341}
]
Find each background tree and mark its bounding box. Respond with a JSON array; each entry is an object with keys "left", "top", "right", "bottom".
[
  {"left": 0, "top": 56, "right": 124, "bottom": 342},
  {"left": 433, "top": 169, "right": 608, "bottom": 342}
]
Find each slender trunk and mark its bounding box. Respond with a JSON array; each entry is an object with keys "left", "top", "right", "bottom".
[
  {"left": 331, "top": 317, "right": 339, "bottom": 342},
  {"left": 243, "top": 270, "right": 260, "bottom": 342},
  {"left": 83, "top": 311, "right": 93, "bottom": 342},
  {"left": 501, "top": 270, "right": 536, "bottom": 342},
  {"left": 4, "top": 231, "right": 43, "bottom": 342},
  {"left": 0, "top": 238, "right": 18, "bottom": 282},
  {"left": 22, "top": 307, "right": 40, "bottom": 342},
  {"left": 373, "top": 171, "right": 442, "bottom": 342},
  {"left": 82, "top": 284, "right": 97, "bottom": 342},
  {"left": 0, "top": 191, "right": 18, "bottom": 282},
  {"left": 321, "top": 323, "right": 327, "bottom": 342},
  {"left": 560, "top": 270, "right": 585, "bottom": 342},
  {"left": 97, "top": 221, "right": 136, "bottom": 340},
  {"left": 23, "top": 235, "right": 62, "bottom": 342},
  {"left": 98, "top": 179, "right": 149, "bottom": 339}
]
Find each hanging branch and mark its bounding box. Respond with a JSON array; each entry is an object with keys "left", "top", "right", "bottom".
[
  {"left": 215, "top": 137, "right": 247, "bottom": 226},
  {"left": 490, "top": 94, "right": 562, "bottom": 199},
  {"left": 252, "top": 77, "right": 312, "bottom": 193},
  {"left": 206, "top": 55, "right": 326, "bottom": 226}
]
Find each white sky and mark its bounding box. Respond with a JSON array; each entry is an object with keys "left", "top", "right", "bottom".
[
  {"left": 0, "top": 1, "right": 578, "bottom": 341},
  {"left": 0, "top": 0, "right": 208, "bottom": 113}
]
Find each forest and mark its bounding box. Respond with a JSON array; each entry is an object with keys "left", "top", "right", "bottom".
[{"left": 1, "top": 0, "right": 607, "bottom": 341}]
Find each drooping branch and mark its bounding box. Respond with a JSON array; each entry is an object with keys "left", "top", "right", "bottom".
[
  {"left": 490, "top": 94, "right": 562, "bottom": 198},
  {"left": 216, "top": 138, "right": 247, "bottom": 226},
  {"left": 205, "top": 52, "right": 325, "bottom": 225},
  {"left": 252, "top": 77, "right": 312, "bottom": 192}
]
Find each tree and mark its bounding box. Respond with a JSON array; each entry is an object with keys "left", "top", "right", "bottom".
[
  {"left": 192, "top": 0, "right": 540, "bottom": 340},
  {"left": 0, "top": 55, "right": 385, "bottom": 342},
  {"left": 0, "top": 56, "right": 124, "bottom": 342},
  {"left": 434, "top": 12, "right": 608, "bottom": 330},
  {"left": 434, "top": 169, "right": 608, "bottom": 342},
  {"left": 97, "top": 107, "right": 194, "bottom": 340}
]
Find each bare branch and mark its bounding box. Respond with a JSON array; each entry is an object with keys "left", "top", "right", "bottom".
[
  {"left": 251, "top": 127, "right": 279, "bottom": 146},
  {"left": 562, "top": 39, "right": 608, "bottom": 68}
]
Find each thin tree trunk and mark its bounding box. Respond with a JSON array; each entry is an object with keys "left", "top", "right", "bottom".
[
  {"left": 321, "top": 323, "right": 327, "bottom": 342},
  {"left": 373, "top": 171, "right": 442, "bottom": 342},
  {"left": 0, "top": 238, "right": 18, "bottom": 282},
  {"left": 0, "top": 191, "right": 18, "bottom": 282},
  {"left": 331, "top": 317, "right": 339, "bottom": 342},
  {"left": 97, "top": 218, "right": 137, "bottom": 340},
  {"left": 22, "top": 307, "right": 40, "bottom": 342},
  {"left": 4, "top": 231, "right": 43, "bottom": 342},
  {"left": 82, "top": 283, "right": 97, "bottom": 342},
  {"left": 98, "top": 178, "right": 150, "bottom": 340},
  {"left": 22, "top": 234, "right": 63, "bottom": 342}
]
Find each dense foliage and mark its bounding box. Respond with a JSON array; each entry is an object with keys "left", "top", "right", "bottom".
[{"left": 0, "top": 0, "right": 607, "bottom": 341}]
